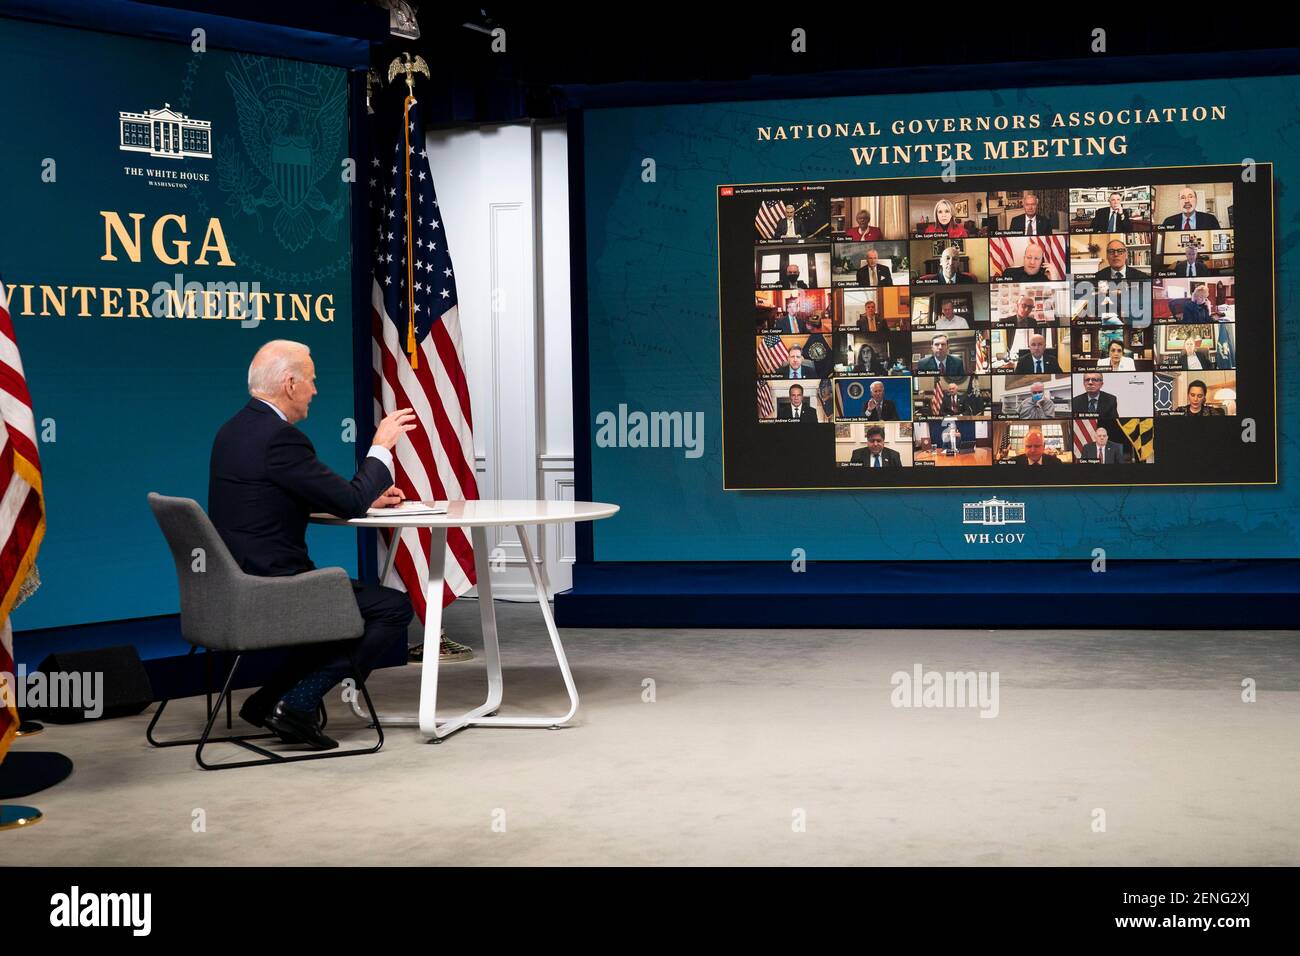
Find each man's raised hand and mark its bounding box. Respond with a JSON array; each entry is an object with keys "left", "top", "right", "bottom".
[{"left": 374, "top": 408, "right": 417, "bottom": 449}]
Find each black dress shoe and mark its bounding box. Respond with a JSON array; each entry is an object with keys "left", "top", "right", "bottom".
[{"left": 263, "top": 702, "right": 339, "bottom": 751}]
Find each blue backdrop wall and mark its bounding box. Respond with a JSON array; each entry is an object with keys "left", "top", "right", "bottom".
[{"left": 1, "top": 16, "right": 359, "bottom": 629}]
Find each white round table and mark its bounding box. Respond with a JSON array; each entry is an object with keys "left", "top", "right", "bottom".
[{"left": 311, "top": 500, "right": 618, "bottom": 741}]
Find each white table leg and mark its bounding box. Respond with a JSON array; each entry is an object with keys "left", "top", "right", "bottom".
[
  {"left": 463, "top": 524, "right": 579, "bottom": 729},
  {"left": 351, "top": 522, "right": 581, "bottom": 739},
  {"left": 420, "top": 526, "right": 503, "bottom": 739}
]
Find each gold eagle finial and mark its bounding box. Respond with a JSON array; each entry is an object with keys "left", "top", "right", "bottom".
[{"left": 387, "top": 52, "right": 430, "bottom": 96}]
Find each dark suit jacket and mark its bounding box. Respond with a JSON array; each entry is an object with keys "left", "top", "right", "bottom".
[
  {"left": 208, "top": 400, "right": 392, "bottom": 577},
  {"left": 916, "top": 355, "right": 966, "bottom": 376},
  {"left": 936, "top": 394, "right": 967, "bottom": 416},
  {"left": 778, "top": 402, "right": 818, "bottom": 423},
  {"left": 1011, "top": 453, "right": 1062, "bottom": 465},
  {"left": 1091, "top": 208, "right": 1132, "bottom": 232},
  {"left": 1072, "top": 391, "right": 1119, "bottom": 417},
  {"left": 920, "top": 272, "right": 977, "bottom": 284},
  {"left": 780, "top": 278, "right": 808, "bottom": 289},
  {"left": 774, "top": 364, "right": 814, "bottom": 380},
  {"left": 1175, "top": 260, "right": 1217, "bottom": 278},
  {"left": 865, "top": 398, "right": 899, "bottom": 421},
  {"left": 1163, "top": 211, "right": 1221, "bottom": 229},
  {"left": 856, "top": 264, "right": 894, "bottom": 286},
  {"left": 1093, "top": 266, "right": 1150, "bottom": 282},
  {"left": 775, "top": 313, "right": 808, "bottom": 334},
  {"left": 1175, "top": 349, "right": 1214, "bottom": 370},
  {"left": 850, "top": 445, "right": 902, "bottom": 466},
  {"left": 1177, "top": 405, "right": 1225, "bottom": 416},
  {"left": 1082, "top": 440, "right": 1126, "bottom": 463},
  {"left": 1008, "top": 213, "right": 1053, "bottom": 236},
  {"left": 1179, "top": 301, "right": 1215, "bottom": 323},
  {"left": 1015, "top": 352, "right": 1062, "bottom": 374}
]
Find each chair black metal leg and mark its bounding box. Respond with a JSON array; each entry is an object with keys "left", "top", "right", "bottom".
[{"left": 148, "top": 648, "right": 384, "bottom": 770}]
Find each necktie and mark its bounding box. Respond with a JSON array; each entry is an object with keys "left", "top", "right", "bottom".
[
  {"left": 1113, "top": 270, "right": 1121, "bottom": 281},
  {"left": 1089, "top": 397, "right": 1097, "bottom": 414},
  {"left": 1028, "top": 217, "right": 1036, "bottom": 236},
  {"left": 873, "top": 454, "right": 880, "bottom": 468},
  {"left": 1183, "top": 215, "right": 1191, "bottom": 229},
  {"left": 1099, "top": 448, "right": 1105, "bottom": 464},
  {"left": 1189, "top": 264, "right": 1196, "bottom": 277},
  {"left": 1035, "top": 359, "right": 1042, "bottom": 373},
  {"left": 1109, "top": 212, "right": 1116, "bottom": 231}
]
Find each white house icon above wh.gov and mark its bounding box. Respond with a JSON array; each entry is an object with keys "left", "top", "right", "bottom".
[{"left": 962, "top": 497, "right": 1026, "bottom": 526}]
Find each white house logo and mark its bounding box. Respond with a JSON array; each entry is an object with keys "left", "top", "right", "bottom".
[
  {"left": 962, "top": 497, "right": 1026, "bottom": 544},
  {"left": 119, "top": 103, "right": 212, "bottom": 159},
  {"left": 962, "top": 497, "right": 1025, "bottom": 526}
]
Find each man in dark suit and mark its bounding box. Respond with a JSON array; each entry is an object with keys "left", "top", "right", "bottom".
[
  {"left": 855, "top": 248, "right": 893, "bottom": 286},
  {"left": 1174, "top": 247, "right": 1217, "bottom": 278},
  {"left": 1008, "top": 193, "right": 1053, "bottom": 236},
  {"left": 1092, "top": 239, "right": 1150, "bottom": 282},
  {"left": 1080, "top": 425, "right": 1127, "bottom": 464},
  {"left": 915, "top": 334, "right": 966, "bottom": 375},
  {"left": 1090, "top": 193, "right": 1132, "bottom": 233},
  {"left": 849, "top": 425, "right": 902, "bottom": 467},
  {"left": 209, "top": 340, "right": 416, "bottom": 750},
  {"left": 864, "top": 380, "right": 899, "bottom": 420},
  {"left": 1014, "top": 333, "right": 1062, "bottom": 373},
  {"left": 774, "top": 345, "right": 813, "bottom": 379},
  {"left": 1162, "top": 187, "right": 1221, "bottom": 229},
  {"left": 1011, "top": 430, "right": 1060, "bottom": 465},
  {"left": 781, "top": 264, "right": 808, "bottom": 289},
  {"left": 778, "top": 383, "right": 817, "bottom": 422},
  {"left": 937, "top": 382, "right": 966, "bottom": 416},
  {"left": 775, "top": 301, "right": 808, "bottom": 334},
  {"left": 1071, "top": 372, "right": 1119, "bottom": 417}
]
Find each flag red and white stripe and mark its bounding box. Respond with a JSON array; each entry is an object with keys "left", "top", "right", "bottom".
[
  {"left": 755, "top": 200, "right": 785, "bottom": 239},
  {"left": 0, "top": 280, "right": 46, "bottom": 762},
  {"left": 757, "top": 379, "right": 775, "bottom": 419},
  {"left": 369, "top": 94, "right": 477, "bottom": 622},
  {"left": 1072, "top": 417, "right": 1099, "bottom": 457}
]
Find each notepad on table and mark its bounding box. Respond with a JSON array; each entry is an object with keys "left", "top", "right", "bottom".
[{"left": 366, "top": 501, "right": 447, "bottom": 517}]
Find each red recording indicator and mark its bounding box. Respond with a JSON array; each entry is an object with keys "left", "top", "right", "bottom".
[{"left": 720, "top": 186, "right": 734, "bottom": 196}]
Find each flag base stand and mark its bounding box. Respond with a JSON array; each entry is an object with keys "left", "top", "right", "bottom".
[
  {"left": 15, "top": 721, "right": 44, "bottom": 737},
  {"left": 0, "top": 805, "right": 43, "bottom": 830},
  {"left": 0, "top": 751, "right": 73, "bottom": 799}
]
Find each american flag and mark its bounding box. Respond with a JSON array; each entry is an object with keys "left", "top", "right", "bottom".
[
  {"left": 998, "top": 427, "right": 1012, "bottom": 459},
  {"left": 989, "top": 236, "right": 1066, "bottom": 281},
  {"left": 757, "top": 333, "right": 790, "bottom": 375},
  {"left": 975, "top": 330, "right": 989, "bottom": 373},
  {"left": 755, "top": 200, "right": 786, "bottom": 239},
  {"left": 0, "top": 280, "right": 45, "bottom": 762},
  {"left": 757, "top": 379, "right": 775, "bottom": 419},
  {"left": 930, "top": 376, "right": 943, "bottom": 416},
  {"left": 369, "top": 92, "right": 478, "bottom": 619},
  {"left": 1072, "top": 417, "right": 1099, "bottom": 457}
]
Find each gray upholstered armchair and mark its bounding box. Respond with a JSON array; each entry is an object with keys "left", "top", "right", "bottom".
[{"left": 146, "top": 493, "right": 383, "bottom": 769}]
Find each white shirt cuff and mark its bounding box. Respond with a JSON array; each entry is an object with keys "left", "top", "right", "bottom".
[{"left": 366, "top": 444, "right": 394, "bottom": 479}]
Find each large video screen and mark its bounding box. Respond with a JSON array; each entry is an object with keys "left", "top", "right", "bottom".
[
  {"left": 719, "top": 165, "right": 1274, "bottom": 489},
  {"left": 581, "top": 75, "right": 1300, "bottom": 561}
]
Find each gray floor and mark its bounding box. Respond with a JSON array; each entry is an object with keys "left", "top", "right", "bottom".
[{"left": 9, "top": 602, "right": 1300, "bottom": 865}]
